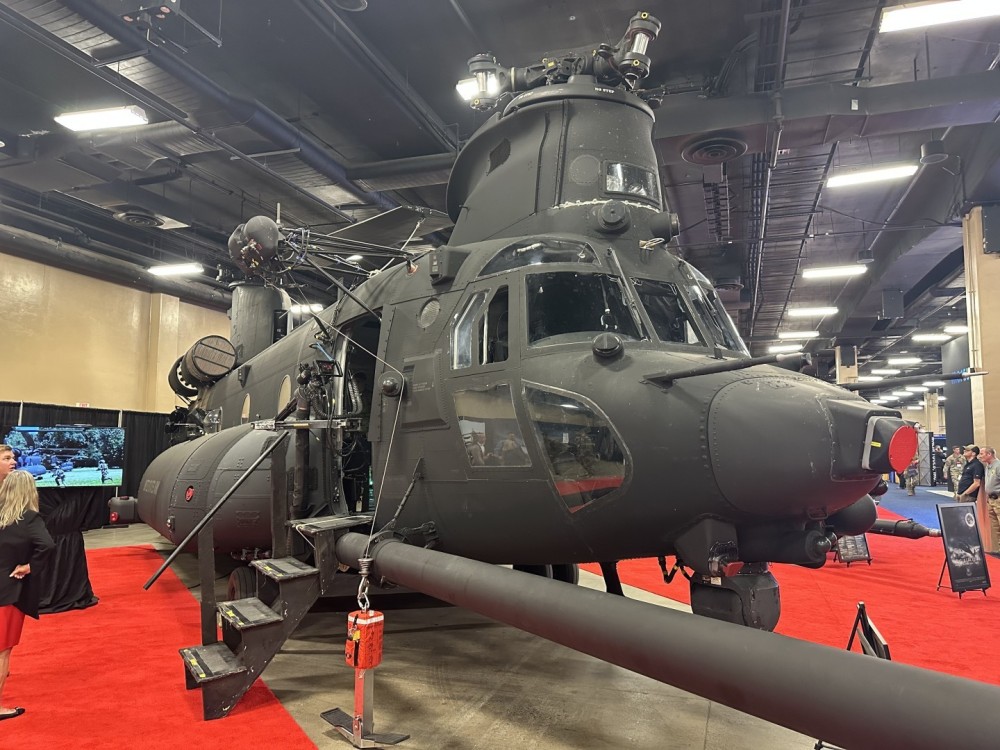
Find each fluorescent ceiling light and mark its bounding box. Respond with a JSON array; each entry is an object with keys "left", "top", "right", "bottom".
[
  {"left": 826, "top": 165, "right": 918, "bottom": 188},
  {"left": 857, "top": 375, "right": 884, "bottom": 382},
  {"left": 939, "top": 396, "right": 947, "bottom": 401},
  {"left": 880, "top": 1, "right": 1000, "bottom": 33},
  {"left": 918, "top": 401, "right": 927, "bottom": 407},
  {"left": 906, "top": 386, "right": 929, "bottom": 392},
  {"left": 912, "top": 333, "right": 951, "bottom": 342},
  {"left": 892, "top": 390, "right": 913, "bottom": 397},
  {"left": 871, "top": 369, "right": 901, "bottom": 375},
  {"left": 922, "top": 380, "right": 947, "bottom": 387},
  {"left": 787, "top": 306, "right": 838, "bottom": 317},
  {"left": 802, "top": 265, "right": 868, "bottom": 279},
  {"left": 54, "top": 105, "right": 148, "bottom": 132},
  {"left": 881, "top": 396, "right": 900, "bottom": 402},
  {"left": 887, "top": 356, "right": 922, "bottom": 365},
  {"left": 290, "top": 303, "right": 324, "bottom": 314},
  {"left": 777, "top": 330, "right": 819, "bottom": 340},
  {"left": 943, "top": 324, "right": 968, "bottom": 334},
  {"left": 768, "top": 343, "right": 803, "bottom": 354},
  {"left": 347, "top": 254, "right": 364, "bottom": 261},
  {"left": 871, "top": 399, "right": 887, "bottom": 404},
  {"left": 148, "top": 262, "right": 202, "bottom": 277},
  {"left": 905, "top": 405, "right": 923, "bottom": 411}
]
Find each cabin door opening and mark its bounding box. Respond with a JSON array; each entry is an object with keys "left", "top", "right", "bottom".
[{"left": 340, "top": 316, "right": 380, "bottom": 513}]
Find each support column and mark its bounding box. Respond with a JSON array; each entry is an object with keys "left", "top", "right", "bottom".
[
  {"left": 835, "top": 345, "right": 858, "bottom": 385},
  {"left": 144, "top": 292, "right": 181, "bottom": 413},
  {"left": 962, "top": 206, "right": 1000, "bottom": 549},
  {"left": 924, "top": 392, "right": 941, "bottom": 436}
]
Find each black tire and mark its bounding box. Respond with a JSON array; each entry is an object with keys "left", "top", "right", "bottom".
[
  {"left": 551, "top": 563, "right": 579, "bottom": 585},
  {"left": 513, "top": 564, "right": 553, "bottom": 578},
  {"left": 512, "top": 564, "right": 579, "bottom": 584},
  {"left": 227, "top": 566, "right": 256, "bottom": 601}
]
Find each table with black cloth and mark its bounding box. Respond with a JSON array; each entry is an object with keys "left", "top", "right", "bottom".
[{"left": 36, "top": 487, "right": 109, "bottom": 613}]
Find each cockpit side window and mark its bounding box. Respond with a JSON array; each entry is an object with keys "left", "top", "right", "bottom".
[
  {"left": 451, "top": 291, "right": 488, "bottom": 369},
  {"left": 526, "top": 272, "right": 643, "bottom": 346},
  {"left": 524, "top": 383, "right": 627, "bottom": 511},
  {"left": 631, "top": 278, "right": 705, "bottom": 346},
  {"left": 454, "top": 384, "right": 530, "bottom": 469},
  {"left": 479, "top": 286, "right": 509, "bottom": 364}
]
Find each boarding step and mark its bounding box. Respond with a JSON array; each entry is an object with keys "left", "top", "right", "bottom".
[
  {"left": 252, "top": 556, "right": 318, "bottom": 581},
  {"left": 180, "top": 642, "right": 247, "bottom": 685},
  {"left": 218, "top": 597, "right": 282, "bottom": 630},
  {"left": 289, "top": 512, "right": 374, "bottom": 537}
]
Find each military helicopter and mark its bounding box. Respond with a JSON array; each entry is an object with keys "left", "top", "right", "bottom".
[{"left": 131, "top": 10, "right": 920, "bottom": 634}]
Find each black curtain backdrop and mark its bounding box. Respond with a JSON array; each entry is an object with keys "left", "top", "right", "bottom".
[
  {"left": 2, "top": 401, "right": 171, "bottom": 613},
  {"left": 122, "top": 410, "right": 171, "bottom": 496}
]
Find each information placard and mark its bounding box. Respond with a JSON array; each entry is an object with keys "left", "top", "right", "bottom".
[
  {"left": 936, "top": 503, "right": 991, "bottom": 594},
  {"left": 835, "top": 533, "right": 871, "bottom": 565}
]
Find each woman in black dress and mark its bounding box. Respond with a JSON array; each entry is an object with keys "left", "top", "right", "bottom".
[{"left": 0, "top": 469, "right": 55, "bottom": 720}]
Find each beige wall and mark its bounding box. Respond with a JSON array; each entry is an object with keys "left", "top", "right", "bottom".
[{"left": 1, "top": 251, "right": 230, "bottom": 413}]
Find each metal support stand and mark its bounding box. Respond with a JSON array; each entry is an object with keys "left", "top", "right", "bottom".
[{"left": 322, "top": 669, "right": 409, "bottom": 748}]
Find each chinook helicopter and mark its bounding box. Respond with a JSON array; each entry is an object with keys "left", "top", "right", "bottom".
[{"left": 131, "top": 11, "right": 920, "bottom": 634}]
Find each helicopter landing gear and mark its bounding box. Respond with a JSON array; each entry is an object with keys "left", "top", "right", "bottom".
[
  {"left": 227, "top": 565, "right": 257, "bottom": 601},
  {"left": 512, "top": 563, "right": 579, "bottom": 584},
  {"left": 688, "top": 563, "right": 780, "bottom": 631}
]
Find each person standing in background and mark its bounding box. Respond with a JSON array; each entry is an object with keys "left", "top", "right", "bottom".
[
  {"left": 0, "top": 470, "right": 55, "bottom": 720},
  {"left": 0, "top": 446, "right": 15, "bottom": 486},
  {"left": 905, "top": 455, "right": 920, "bottom": 496},
  {"left": 956, "top": 445, "right": 984, "bottom": 503},
  {"left": 945, "top": 446, "right": 966, "bottom": 495},
  {"left": 980, "top": 446, "right": 1000, "bottom": 555}
]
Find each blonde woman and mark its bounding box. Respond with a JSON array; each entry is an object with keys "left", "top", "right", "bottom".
[{"left": 0, "top": 470, "right": 54, "bottom": 720}]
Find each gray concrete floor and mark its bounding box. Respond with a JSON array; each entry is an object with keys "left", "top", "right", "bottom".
[{"left": 83, "top": 524, "right": 816, "bottom": 750}]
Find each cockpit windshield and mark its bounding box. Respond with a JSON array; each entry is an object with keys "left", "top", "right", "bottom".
[
  {"left": 631, "top": 278, "right": 705, "bottom": 346},
  {"left": 527, "top": 272, "right": 643, "bottom": 346},
  {"left": 679, "top": 265, "right": 748, "bottom": 354}
]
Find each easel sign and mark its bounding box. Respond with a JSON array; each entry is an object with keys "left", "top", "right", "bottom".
[
  {"left": 936, "top": 502, "right": 991, "bottom": 597},
  {"left": 834, "top": 534, "right": 871, "bottom": 566}
]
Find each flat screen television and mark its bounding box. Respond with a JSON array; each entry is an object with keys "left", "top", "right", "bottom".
[{"left": 1, "top": 425, "right": 125, "bottom": 488}]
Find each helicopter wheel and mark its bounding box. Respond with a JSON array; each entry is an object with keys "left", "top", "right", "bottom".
[
  {"left": 227, "top": 565, "right": 257, "bottom": 601},
  {"left": 513, "top": 563, "right": 579, "bottom": 584}
]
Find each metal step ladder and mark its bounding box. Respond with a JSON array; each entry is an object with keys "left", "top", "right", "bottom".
[{"left": 180, "top": 556, "right": 320, "bottom": 720}]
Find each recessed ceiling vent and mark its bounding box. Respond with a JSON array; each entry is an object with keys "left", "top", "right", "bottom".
[
  {"left": 681, "top": 136, "right": 748, "bottom": 165},
  {"left": 113, "top": 205, "right": 163, "bottom": 228},
  {"left": 714, "top": 276, "right": 744, "bottom": 292}
]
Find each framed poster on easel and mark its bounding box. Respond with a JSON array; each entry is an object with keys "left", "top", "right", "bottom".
[
  {"left": 834, "top": 534, "right": 871, "bottom": 566},
  {"left": 936, "top": 503, "right": 991, "bottom": 597}
]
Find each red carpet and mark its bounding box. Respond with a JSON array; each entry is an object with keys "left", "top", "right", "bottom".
[
  {"left": 584, "top": 508, "right": 1000, "bottom": 686},
  {"left": 2, "top": 545, "right": 316, "bottom": 749}
]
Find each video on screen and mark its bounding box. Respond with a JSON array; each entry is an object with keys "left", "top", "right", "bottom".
[{"left": 1, "top": 426, "right": 125, "bottom": 488}]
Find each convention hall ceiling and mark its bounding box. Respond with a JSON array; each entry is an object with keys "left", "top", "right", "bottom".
[{"left": 0, "top": 0, "right": 998, "bottom": 388}]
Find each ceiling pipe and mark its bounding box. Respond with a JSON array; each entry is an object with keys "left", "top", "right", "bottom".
[
  {"left": 0, "top": 222, "right": 230, "bottom": 310},
  {"left": 295, "top": 0, "right": 459, "bottom": 153},
  {"left": 345, "top": 152, "right": 457, "bottom": 191},
  {"left": 58, "top": 0, "right": 397, "bottom": 213},
  {"left": 747, "top": 0, "right": 791, "bottom": 338},
  {"left": 0, "top": 3, "right": 356, "bottom": 226},
  {"left": 815, "top": 127, "right": 1000, "bottom": 349}
]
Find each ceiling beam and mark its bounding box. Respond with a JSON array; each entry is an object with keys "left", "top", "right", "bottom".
[{"left": 654, "top": 70, "right": 1000, "bottom": 162}]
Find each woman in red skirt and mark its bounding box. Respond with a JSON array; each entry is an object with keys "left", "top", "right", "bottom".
[{"left": 0, "top": 466, "right": 55, "bottom": 720}]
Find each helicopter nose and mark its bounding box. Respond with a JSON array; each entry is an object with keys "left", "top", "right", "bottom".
[{"left": 706, "top": 377, "right": 915, "bottom": 518}]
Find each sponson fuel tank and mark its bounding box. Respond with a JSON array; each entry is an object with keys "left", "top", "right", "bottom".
[{"left": 137, "top": 425, "right": 277, "bottom": 553}]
